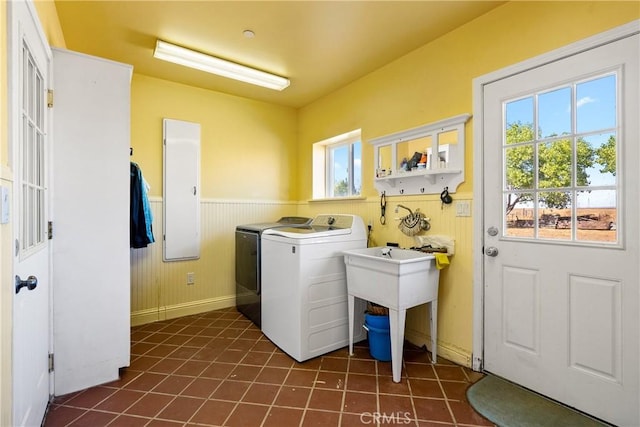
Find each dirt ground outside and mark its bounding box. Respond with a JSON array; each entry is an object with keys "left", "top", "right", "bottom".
[{"left": 506, "top": 207, "right": 617, "bottom": 243}]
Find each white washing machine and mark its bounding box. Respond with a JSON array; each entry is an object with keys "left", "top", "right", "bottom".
[{"left": 261, "top": 214, "right": 368, "bottom": 362}]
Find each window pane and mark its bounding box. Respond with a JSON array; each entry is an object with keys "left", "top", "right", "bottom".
[
  {"left": 37, "top": 188, "right": 44, "bottom": 244},
  {"left": 576, "top": 190, "right": 616, "bottom": 242},
  {"left": 331, "top": 145, "right": 349, "bottom": 197},
  {"left": 538, "top": 192, "right": 571, "bottom": 241},
  {"left": 505, "top": 121, "right": 535, "bottom": 144},
  {"left": 28, "top": 186, "right": 35, "bottom": 247},
  {"left": 505, "top": 192, "right": 534, "bottom": 238},
  {"left": 506, "top": 97, "right": 534, "bottom": 140},
  {"left": 538, "top": 87, "right": 571, "bottom": 138},
  {"left": 36, "top": 71, "right": 43, "bottom": 128},
  {"left": 27, "top": 55, "right": 35, "bottom": 119},
  {"left": 539, "top": 189, "right": 572, "bottom": 211},
  {"left": 353, "top": 141, "right": 361, "bottom": 195},
  {"left": 505, "top": 145, "right": 534, "bottom": 190},
  {"left": 538, "top": 139, "right": 572, "bottom": 190},
  {"left": 582, "top": 132, "right": 616, "bottom": 187},
  {"left": 577, "top": 75, "right": 616, "bottom": 133}
]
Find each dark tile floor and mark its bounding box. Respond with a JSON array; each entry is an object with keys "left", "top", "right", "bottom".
[{"left": 43, "top": 308, "right": 494, "bottom": 427}]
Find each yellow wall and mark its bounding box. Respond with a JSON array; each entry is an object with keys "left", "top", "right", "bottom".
[
  {"left": 33, "top": 0, "right": 65, "bottom": 48},
  {"left": 130, "top": 74, "right": 298, "bottom": 200},
  {"left": 298, "top": 1, "right": 639, "bottom": 363}
]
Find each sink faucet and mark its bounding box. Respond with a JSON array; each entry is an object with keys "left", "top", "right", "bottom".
[{"left": 381, "top": 247, "right": 392, "bottom": 257}]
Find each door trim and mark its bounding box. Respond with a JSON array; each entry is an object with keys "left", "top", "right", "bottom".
[{"left": 471, "top": 19, "right": 640, "bottom": 372}]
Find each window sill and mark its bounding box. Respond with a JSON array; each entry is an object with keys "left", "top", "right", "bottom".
[{"left": 309, "top": 196, "right": 367, "bottom": 203}]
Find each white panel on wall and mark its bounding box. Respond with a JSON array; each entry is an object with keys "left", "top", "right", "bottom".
[
  {"left": 163, "top": 119, "right": 201, "bottom": 261},
  {"left": 503, "top": 266, "right": 539, "bottom": 354},
  {"left": 569, "top": 275, "right": 621, "bottom": 381}
]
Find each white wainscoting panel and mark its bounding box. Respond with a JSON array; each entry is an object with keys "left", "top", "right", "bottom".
[{"left": 130, "top": 198, "right": 298, "bottom": 325}]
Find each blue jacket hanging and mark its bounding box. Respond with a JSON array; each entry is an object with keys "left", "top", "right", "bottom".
[{"left": 130, "top": 162, "right": 155, "bottom": 248}]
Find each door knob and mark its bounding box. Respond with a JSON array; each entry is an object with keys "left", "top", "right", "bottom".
[
  {"left": 485, "top": 247, "right": 499, "bottom": 257},
  {"left": 15, "top": 275, "right": 38, "bottom": 294}
]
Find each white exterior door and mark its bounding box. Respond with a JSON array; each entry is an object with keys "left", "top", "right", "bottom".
[
  {"left": 8, "top": 1, "right": 52, "bottom": 426},
  {"left": 482, "top": 32, "right": 639, "bottom": 426}
]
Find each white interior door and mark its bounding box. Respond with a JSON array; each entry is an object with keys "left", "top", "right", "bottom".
[
  {"left": 482, "top": 33, "right": 639, "bottom": 426},
  {"left": 8, "top": 1, "right": 52, "bottom": 426}
]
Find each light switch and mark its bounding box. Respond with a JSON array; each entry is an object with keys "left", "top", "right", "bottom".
[
  {"left": 1, "top": 186, "right": 9, "bottom": 224},
  {"left": 456, "top": 200, "right": 471, "bottom": 217}
]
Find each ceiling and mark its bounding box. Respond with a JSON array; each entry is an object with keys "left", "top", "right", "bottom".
[{"left": 54, "top": 1, "right": 505, "bottom": 108}]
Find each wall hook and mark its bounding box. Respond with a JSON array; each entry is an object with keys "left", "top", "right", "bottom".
[{"left": 440, "top": 187, "right": 452, "bottom": 204}]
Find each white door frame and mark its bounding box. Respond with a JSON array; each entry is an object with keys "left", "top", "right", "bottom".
[{"left": 471, "top": 20, "right": 640, "bottom": 372}]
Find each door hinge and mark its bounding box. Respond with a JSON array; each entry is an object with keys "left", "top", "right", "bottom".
[
  {"left": 48, "top": 353, "right": 54, "bottom": 373},
  {"left": 48, "top": 221, "right": 53, "bottom": 240},
  {"left": 47, "top": 89, "right": 54, "bottom": 108}
]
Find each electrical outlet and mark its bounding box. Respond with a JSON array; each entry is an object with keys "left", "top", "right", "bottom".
[
  {"left": 456, "top": 200, "right": 471, "bottom": 217},
  {"left": 186, "top": 272, "right": 195, "bottom": 285}
]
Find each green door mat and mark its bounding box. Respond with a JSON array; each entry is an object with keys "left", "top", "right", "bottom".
[{"left": 467, "top": 375, "right": 609, "bottom": 427}]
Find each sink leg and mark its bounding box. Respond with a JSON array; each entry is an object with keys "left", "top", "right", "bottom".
[
  {"left": 388, "top": 308, "right": 406, "bottom": 383},
  {"left": 348, "top": 294, "right": 355, "bottom": 356},
  {"left": 429, "top": 299, "right": 437, "bottom": 363}
]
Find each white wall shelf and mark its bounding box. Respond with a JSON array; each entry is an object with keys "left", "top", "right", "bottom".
[{"left": 369, "top": 113, "right": 471, "bottom": 196}]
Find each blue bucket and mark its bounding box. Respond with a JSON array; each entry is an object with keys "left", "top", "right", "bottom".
[{"left": 364, "top": 313, "right": 391, "bottom": 361}]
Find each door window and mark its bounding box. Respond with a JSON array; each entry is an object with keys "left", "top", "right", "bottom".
[
  {"left": 503, "top": 73, "right": 618, "bottom": 244},
  {"left": 20, "top": 40, "right": 46, "bottom": 255}
]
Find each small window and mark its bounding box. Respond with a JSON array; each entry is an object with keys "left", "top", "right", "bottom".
[{"left": 313, "top": 130, "right": 362, "bottom": 199}]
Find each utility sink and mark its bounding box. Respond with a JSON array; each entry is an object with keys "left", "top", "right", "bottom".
[
  {"left": 343, "top": 246, "right": 441, "bottom": 382},
  {"left": 343, "top": 247, "right": 439, "bottom": 309}
]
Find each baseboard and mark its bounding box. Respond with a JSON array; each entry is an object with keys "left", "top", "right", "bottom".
[
  {"left": 131, "top": 296, "right": 236, "bottom": 327},
  {"left": 131, "top": 308, "right": 164, "bottom": 327},
  {"left": 404, "top": 328, "right": 472, "bottom": 368}
]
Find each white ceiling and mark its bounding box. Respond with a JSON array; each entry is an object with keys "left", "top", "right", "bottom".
[{"left": 54, "top": 1, "right": 505, "bottom": 108}]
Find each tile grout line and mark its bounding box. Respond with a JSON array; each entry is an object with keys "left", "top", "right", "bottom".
[
  {"left": 405, "top": 358, "right": 421, "bottom": 427},
  {"left": 212, "top": 316, "right": 264, "bottom": 426},
  {"left": 375, "top": 359, "right": 382, "bottom": 427},
  {"left": 433, "top": 364, "right": 459, "bottom": 426},
  {"left": 338, "top": 350, "right": 352, "bottom": 426}
]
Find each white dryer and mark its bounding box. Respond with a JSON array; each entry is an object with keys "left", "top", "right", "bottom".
[{"left": 261, "top": 214, "right": 368, "bottom": 362}]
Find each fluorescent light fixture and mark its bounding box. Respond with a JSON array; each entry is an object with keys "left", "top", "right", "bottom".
[{"left": 153, "top": 40, "right": 290, "bottom": 91}]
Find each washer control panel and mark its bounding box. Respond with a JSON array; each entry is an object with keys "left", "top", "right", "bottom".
[{"left": 311, "top": 214, "right": 353, "bottom": 229}]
